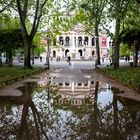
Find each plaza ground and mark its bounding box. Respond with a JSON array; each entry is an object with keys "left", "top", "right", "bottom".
[{"left": 0, "top": 58, "right": 140, "bottom": 102}]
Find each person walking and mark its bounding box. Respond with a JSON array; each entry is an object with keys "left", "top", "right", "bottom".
[{"left": 67, "top": 56, "right": 71, "bottom": 65}]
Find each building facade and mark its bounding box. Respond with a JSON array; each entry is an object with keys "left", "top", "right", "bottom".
[{"left": 44, "top": 12, "right": 108, "bottom": 60}]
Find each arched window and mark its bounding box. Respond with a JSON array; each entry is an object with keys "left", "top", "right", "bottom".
[
  {"left": 84, "top": 36, "right": 88, "bottom": 45},
  {"left": 65, "top": 82, "right": 69, "bottom": 86},
  {"left": 59, "top": 36, "right": 64, "bottom": 45},
  {"left": 78, "top": 83, "right": 82, "bottom": 86},
  {"left": 92, "top": 37, "right": 95, "bottom": 46},
  {"left": 65, "top": 36, "right": 70, "bottom": 46},
  {"left": 78, "top": 36, "right": 82, "bottom": 46}
]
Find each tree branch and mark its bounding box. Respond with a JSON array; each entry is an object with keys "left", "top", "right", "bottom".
[
  {"left": 23, "top": 0, "right": 28, "bottom": 21},
  {"left": 0, "top": 0, "right": 14, "bottom": 13},
  {"left": 16, "top": 0, "right": 28, "bottom": 37},
  {"left": 30, "top": 0, "right": 48, "bottom": 40},
  {"left": 100, "top": 22, "right": 114, "bottom": 39}
]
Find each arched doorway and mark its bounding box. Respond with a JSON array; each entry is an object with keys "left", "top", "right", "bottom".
[
  {"left": 53, "top": 50, "right": 56, "bottom": 57},
  {"left": 65, "top": 49, "right": 69, "bottom": 57},
  {"left": 92, "top": 51, "right": 95, "bottom": 56},
  {"left": 78, "top": 49, "right": 83, "bottom": 57}
]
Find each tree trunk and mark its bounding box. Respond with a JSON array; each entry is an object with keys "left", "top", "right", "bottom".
[
  {"left": 20, "top": 24, "right": 32, "bottom": 69},
  {"left": 95, "top": 24, "right": 101, "bottom": 65},
  {"left": 6, "top": 51, "right": 8, "bottom": 64},
  {"left": 113, "top": 4, "right": 121, "bottom": 69},
  {"left": 133, "top": 40, "right": 139, "bottom": 67},
  {"left": 23, "top": 40, "right": 32, "bottom": 68},
  {"left": 8, "top": 50, "right": 13, "bottom": 67}
]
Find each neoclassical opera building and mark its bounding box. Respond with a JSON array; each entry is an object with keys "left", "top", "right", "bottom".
[{"left": 48, "top": 13, "right": 108, "bottom": 60}]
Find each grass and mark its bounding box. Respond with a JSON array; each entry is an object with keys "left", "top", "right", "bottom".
[
  {"left": 0, "top": 66, "right": 41, "bottom": 86},
  {"left": 101, "top": 67, "right": 140, "bottom": 93}
]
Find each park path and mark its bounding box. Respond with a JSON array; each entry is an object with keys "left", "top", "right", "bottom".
[{"left": 0, "top": 60, "right": 140, "bottom": 102}]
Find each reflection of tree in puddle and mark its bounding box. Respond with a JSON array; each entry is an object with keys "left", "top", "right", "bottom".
[
  {"left": 0, "top": 80, "right": 140, "bottom": 140},
  {"left": 17, "top": 82, "right": 49, "bottom": 140},
  {"left": 46, "top": 81, "right": 140, "bottom": 140},
  {"left": 0, "top": 82, "right": 49, "bottom": 140}
]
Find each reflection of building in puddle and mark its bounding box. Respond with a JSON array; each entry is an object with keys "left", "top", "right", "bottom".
[
  {"left": 54, "top": 81, "right": 107, "bottom": 92},
  {"left": 55, "top": 98, "right": 89, "bottom": 105},
  {"left": 39, "top": 80, "right": 111, "bottom": 105}
]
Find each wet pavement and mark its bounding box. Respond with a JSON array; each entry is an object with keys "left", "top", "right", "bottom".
[{"left": 0, "top": 61, "right": 140, "bottom": 140}]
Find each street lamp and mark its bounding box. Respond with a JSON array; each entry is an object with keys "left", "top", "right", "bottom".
[
  {"left": 45, "top": 35, "right": 50, "bottom": 69},
  {"left": 109, "top": 40, "right": 114, "bottom": 64}
]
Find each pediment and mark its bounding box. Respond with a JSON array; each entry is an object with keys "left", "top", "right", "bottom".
[{"left": 72, "top": 23, "right": 85, "bottom": 32}]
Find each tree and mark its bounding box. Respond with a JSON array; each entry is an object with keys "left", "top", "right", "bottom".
[
  {"left": 71, "top": 0, "right": 106, "bottom": 65},
  {"left": 119, "top": 0, "right": 140, "bottom": 66},
  {"left": 15, "top": 0, "right": 48, "bottom": 68},
  {"left": 121, "top": 29, "right": 140, "bottom": 66},
  {"left": 0, "top": 16, "right": 22, "bottom": 66},
  {"left": 106, "top": 0, "right": 133, "bottom": 69},
  {"left": 0, "top": 29, "right": 22, "bottom": 66}
]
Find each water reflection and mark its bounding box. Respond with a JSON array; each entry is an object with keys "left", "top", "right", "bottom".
[
  {"left": 0, "top": 82, "right": 49, "bottom": 140},
  {"left": 0, "top": 80, "right": 140, "bottom": 140}
]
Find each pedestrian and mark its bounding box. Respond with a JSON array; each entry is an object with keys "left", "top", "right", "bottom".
[
  {"left": 56, "top": 56, "right": 59, "bottom": 62},
  {"left": 67, "top": 56, "right": 71, "bottom": 65},
  {"left": 50, "top": 56, "right": 53, "bottom": 61},
  {"left": 102, "top": 57, "right": 104, "bottom": 63},
  {"left": 40, "top": 56, "right": 42, "bottom": 62}
]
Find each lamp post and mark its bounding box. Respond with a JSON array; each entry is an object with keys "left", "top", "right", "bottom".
[
  {"left": 109, "top": 40, "right": 114, "bottom": 64},
  {"left": 45, "top": 35, "right": 50, "bottom": 69},
  {"left": 109, "top": 40, "right": 112, "bottom": 55}
]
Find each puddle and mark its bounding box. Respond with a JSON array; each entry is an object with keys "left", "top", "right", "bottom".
[
  {"left": 0, "top": 81, "right": 140, "bottom": 140},
  {"left": 52, "top": 68, "right": 63, "bottom": 72},
  {"left": 31, "top": 76, "right": 56, "bottom": 80}
]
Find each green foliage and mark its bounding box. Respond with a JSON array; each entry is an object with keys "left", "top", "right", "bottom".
[
  {"left": 0, "top": 16, "right": 20, "bottom": 30},
  {"left": 120, "top": 44, "right": 132, "bottom": 57},
  {"left": 121, "top": 29, "right": 140, "bottom": 46},
  {"left": 0, "top": 16, "right": 22, "bottom": 52},
  {"left": 102, "top": 67, "right": 140, "bottom": 93},
  {"left": 0, "top": 28, "right": 22, "bottom": 51},
  {"left": 71, "top": 0, "right": 106, "bottom": 35},
  {"left": 0, "top": 67, "right": 39, "bottom": 86},
  {"left": 120, "top": 1, "right": 140, "bottom": 46},
  {"left": 0, "top": 0, "right": 14, "bottom": 13},
  {"left": 32, "top": 33, "right": 45, "bottom": 55},
  {"left": 124, "top": 1, "right": 140, "bottom": 30}
]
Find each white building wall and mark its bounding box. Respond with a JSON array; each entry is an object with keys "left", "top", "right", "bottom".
[{"left": 46, "top": 16, "right": 108, "bottom": 60}]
